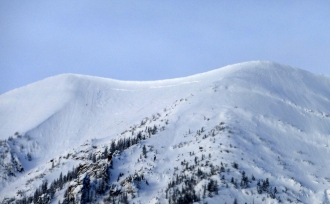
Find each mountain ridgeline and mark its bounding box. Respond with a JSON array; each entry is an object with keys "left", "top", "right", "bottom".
[{"left": 1, "top": 61, "right": 330, "bottom": 203}]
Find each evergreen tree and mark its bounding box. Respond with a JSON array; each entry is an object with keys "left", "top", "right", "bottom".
[
  {"left": 110, "top": 141, "right": 116, "bottom": 154},
  {"left": 142, "top": 145, "right": 147, "bottom": 158},
  {"left": 152, "top": 125, "right": 158, "bottom": 135},
  {"left": 41, "top": 180, "right": 48, "bottom": 194},
  {"left": 59, "top": 172, "right": 63, "bottom": 189},
  {"left": 103, "top": 147, "right": 108, "bottom": 159},
  {"left": 27, "top": 152, "right": 32, "bottom": 161},
  {"left": 81, "top": 174, "right": 91, "bottom": 204},
  {"left": 92, "top": 154, "right": 97, "bottom": 163}
]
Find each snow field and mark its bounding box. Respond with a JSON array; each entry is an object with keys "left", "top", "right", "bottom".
[{"left": 1, "top": 61, "right": 330, "bottom": 203}]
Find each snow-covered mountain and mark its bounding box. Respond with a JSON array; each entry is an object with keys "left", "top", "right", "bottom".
[{"left": 1, "top": 61, "right": 330, "bottom": 204}]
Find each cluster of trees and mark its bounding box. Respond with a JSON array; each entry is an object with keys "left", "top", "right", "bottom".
[
  {"left": 104, "top": 190, "right": 129, "bottom": 204},
  {"left": 0, "top": 132, "right": 35, "bottom": 187},
  {"left": 60, "top": 124, "right": 160, "bottom": 203},
  {"left": 0, "top": 139, "right": 24, "bottom": 183},
  {"left": 165, "top": 157, "right": 220, "bottom": 204},
  {"left": 257, "top": 178, "right": 278, "bottom": 199},
  {"left": 227, "top": 170, "right": 280, "bottom": 202},
  {"left": 103, "top": 171, "right": 147, "bottom": 203},
  {"left": 146, "top": 125, "right": 158, "bottom": 136},
  {"left": 108, "top": 125, "right": 157, "bottom": 155},
  {"left": 61, "top": 163, "right": 110, "bottom": 204},
  {"left": 166, "top": 171, "right": 219, "bottom": 203},
  {"left": 240, "top": 171, "right": 249, "bottom": 188},
  {"left": 12, "top": 167, "right": 78, "bottom": 204},
  {"left": 2, "top": 118, "right": 164, "bottom": 204},
  {"left": 1, "top": 119, "right": 284, "bottom": 204},
  {"left": 85, "top": 124, "right": 159, "bottom": 167},
  {"left": 167, "top": 186, "right": 200, "bottom": 204},
  {"left": 164, "top": 145, "right": 281, "bottom": 204}
]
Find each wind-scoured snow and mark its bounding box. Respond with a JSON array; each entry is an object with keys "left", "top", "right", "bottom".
[{"left": 1, "top": 61, "right": 330, "bottom": 203}]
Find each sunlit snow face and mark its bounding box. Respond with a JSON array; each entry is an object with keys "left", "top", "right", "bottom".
[{"left": 1, "top": 62, "right": 330, "bottom": 203}]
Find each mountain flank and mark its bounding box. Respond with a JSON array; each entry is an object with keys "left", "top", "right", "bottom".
[{"left": 1, "top": 61, "right": 330, "bottom": 203}]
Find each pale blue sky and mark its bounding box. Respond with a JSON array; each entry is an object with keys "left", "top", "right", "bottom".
[{"left": 1, "top": 1, "right": 330, "bottom": 94}]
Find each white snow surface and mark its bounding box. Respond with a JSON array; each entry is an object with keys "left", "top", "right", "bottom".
[{"left": 1, "top": 61, "right": 330, "bottom": 203}]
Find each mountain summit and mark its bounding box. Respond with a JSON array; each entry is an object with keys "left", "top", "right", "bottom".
[{"left": 1, "top": 61, "right": 330, "bottom": 203}]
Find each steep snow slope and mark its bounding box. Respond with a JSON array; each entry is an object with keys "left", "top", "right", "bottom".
[
  {"left": 1, "top": 61, "right": 330, "bottom": 203},
  {"left": 0, "top": 73, "right": 198, "bottom": 161}
]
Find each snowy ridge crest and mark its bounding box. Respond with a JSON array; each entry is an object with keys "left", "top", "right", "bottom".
[{"left": 1, "top": 61, "right": 330, "bottom": 203}]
